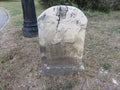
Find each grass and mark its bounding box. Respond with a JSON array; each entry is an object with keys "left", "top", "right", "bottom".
[
  {"left": 46, "top": 80, "right": 74, "bottom": 90},
  {"left": 0, "top": 2, "right": 21, "bottom": 15},
  {"left": 0, "top": 2, "right": 22, "bottom": 30},
  {"left": 108, "top": 11, "right": 120, "bottom": 19},
  {"left": 101, "top": 62, "right": 111, "bottom": 70},
  {"left": 0, "top": 86, "right": 2, "bottom": 90},
  {"left": 83, "top": 10, "right": 104, "bottom": 17},
  {"left": 0, "top": 52, "right": 14, "bottom": 63},
  {"left": 42, "top": 74, "right": 79, "bottom": 90},
  {"left": 0, "top": 0, "right": 20, "bottom": 1}
]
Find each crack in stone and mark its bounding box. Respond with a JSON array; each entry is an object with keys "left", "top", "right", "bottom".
[
  {"left": 56, "top": 7, "right": 61, "bottom": 30},
  {"left": 56, "top": 6, "right": 68, "bottom": 30}
]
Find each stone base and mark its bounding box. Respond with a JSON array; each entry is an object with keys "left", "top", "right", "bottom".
[
  {"left": 39, "top": 66, "right": 81, "bottom": 75},
  {"left": 39, "top": 57, "right": 83, "bottom": 75}
]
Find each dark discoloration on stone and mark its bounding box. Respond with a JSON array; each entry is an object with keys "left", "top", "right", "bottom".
[
  {"left": 40, "top": 46, "right": 46, "bottom": 53},
  {"left": 56, "top": 6, "right": 68, "bottom": 29}
]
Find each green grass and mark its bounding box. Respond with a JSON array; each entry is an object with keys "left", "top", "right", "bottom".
[
  {"left": 0, "top": 85, "right": 3, "bottom": 90},
  {"left": 108, "top": 11, "right": 120, "bottom": 19},
  {"left": 0, "top": 2, "right": 22, "bottom": 27},
  {"left": 35, "top": 1, "right": 44, "bottom": 16},
  {"left": 101, "top": 62, "right": 111, "bottom": 70},
  {"left": 0, "top": 2, "right": 21, "bottom": 15},
  {"left": 83, "top": 10, "right": 104, "bottom": 17}
]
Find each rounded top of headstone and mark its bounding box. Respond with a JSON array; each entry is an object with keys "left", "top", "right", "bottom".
[
  {"left": 38, "top": 5, "right": 88, "bottom": 28},
  {"left": 38, "top": 5, "right": 88, "bottom": 45}
]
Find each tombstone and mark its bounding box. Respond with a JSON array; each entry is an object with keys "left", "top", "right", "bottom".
[{"left": 38, "top": 5, "right": 88, "bottom": 75}]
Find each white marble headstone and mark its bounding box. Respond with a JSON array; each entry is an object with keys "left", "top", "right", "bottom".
[{"left": 38, "top": 5, "right": 88, "bottom": 74}]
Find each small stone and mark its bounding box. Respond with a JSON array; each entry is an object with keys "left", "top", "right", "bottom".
[
  {"left": 112, "top": 78, "right": 119, "bottom": 86},
  {"left": 46, "top": 67, "right": 50, "bottom": 70},
  {"left": 44, "top": 64, "right": 47, "bottom": 67},
  {"left": 80, "top": 65, "right": 85, "bottom": 70},
  {"left": 99, "top": 67, "right": 108, "bottom": 74},
  {"left": 39, "top": 70, "right": 42, "bottom": 73}
]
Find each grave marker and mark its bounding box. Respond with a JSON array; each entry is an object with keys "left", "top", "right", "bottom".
[{"left": 38, "top": 5, "right": 88, "bottom": 74}]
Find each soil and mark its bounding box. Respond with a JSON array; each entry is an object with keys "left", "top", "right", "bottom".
[{"left": 0, "top": 5, "right": 120, "bottom": 90}]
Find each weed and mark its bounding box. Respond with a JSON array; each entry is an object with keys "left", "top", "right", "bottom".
[
  {"left": 101, "top": 62, "right": 111, "bottom": 70},
  {"left": 0, "top": 2, "right": 21, "bottom": 15}
]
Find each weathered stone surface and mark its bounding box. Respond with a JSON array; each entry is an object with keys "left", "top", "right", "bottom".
[{"left": 38, "top": 5, "right": 88, "bottom": 74}]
